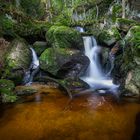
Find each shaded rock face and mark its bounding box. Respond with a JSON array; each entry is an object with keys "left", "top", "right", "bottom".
[
  {"left": 113, "top": 26, "right": 140, "bottom": 97},
  {"left": 33, "top": 41, "right": 47, "bottom": 56},
  {"left": 5, "top": 38, "right": 32, "bottom": 84},
  {"left": 40, "top": 47, "right": 89, "bottom": 78}
]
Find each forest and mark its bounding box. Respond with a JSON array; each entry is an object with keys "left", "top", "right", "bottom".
[{"left": 0, "top": 0, "right": 140, "bottom": 140}]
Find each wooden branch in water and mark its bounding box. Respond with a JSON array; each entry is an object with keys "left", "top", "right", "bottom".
[{"left": 35, "top": 76, "right": 73, "bottom": 99}]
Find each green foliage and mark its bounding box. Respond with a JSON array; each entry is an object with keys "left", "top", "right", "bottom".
[
  {"left": 125, "top": 26, "right": 140, "bottom": 57},
  {"left": 0, "top": 15, "right": 17, "bottom": 37},
  {"left": 20, "top": 0, "right": 46, "bottom": 19},
  {"left": 109, "top": 3, "right": 122, "bottom": 22}
]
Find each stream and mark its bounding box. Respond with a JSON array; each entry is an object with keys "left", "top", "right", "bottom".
[{"left": 0, "top": 83, "right": 140, "bottom": 140}]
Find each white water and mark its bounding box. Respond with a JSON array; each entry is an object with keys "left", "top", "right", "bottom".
[
  {"left": 75, "top": 26, "right": 85, "bottom": 33},
  {"left": 23, "top": 48, "right": 39, "bottom": 85},
  {"left": 30, "top": 48, "right": 39, "bottom": 69},
  {"left": 81, "top": 36, "right": 119, "bottom": 92}
]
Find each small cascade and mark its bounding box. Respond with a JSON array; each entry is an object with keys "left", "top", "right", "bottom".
[
  {"left": 30, "top": 48, "right": 39, "bottom": 69},
  {"left": 80, "top": 33, "right": 119, "bottom": 93},
  {"left": 23, "top": 48, "right": 39, "bottom": 85},
  {"left": 75, "top": 26, "right": 85, "bottom": 33}
]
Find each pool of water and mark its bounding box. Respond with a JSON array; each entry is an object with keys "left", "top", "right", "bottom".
[{"left": 0, "top": 84, "right": 140, "bottom": 140}]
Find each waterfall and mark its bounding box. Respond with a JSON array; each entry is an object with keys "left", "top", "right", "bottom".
[
  {"left": 81, "top": 36, "right": 119, "bottom": 93},
  {"left": 75, "top": 26, "right": 85, "bottom": 33},
  {"left": 30, "top": 48, "right": 39, "bottom": 69},
  {"left": 23, "top": 48, "right": 39, "bottom": 85}
]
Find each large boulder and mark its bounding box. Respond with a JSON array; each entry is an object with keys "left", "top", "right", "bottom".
[
  {"left": 113, "top": 26, "right": 140, "bottom": 97},
  {"left": 46, "top": 25, "right": 84, "bottom": 50},
  {"left": 5, "top": 38, "right": 32, "bottom": 84},
  {"left": 98, "top": 27, "right": 121, "bottom": 46},
  {"left": 39, "top": 47, "right": 89, "bottom": 78}
]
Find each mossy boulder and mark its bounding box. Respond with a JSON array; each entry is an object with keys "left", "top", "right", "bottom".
[
  {"left": 98, "top": 27, "right": 121, "bottom": 46},
  {"left": 46, "top": 25, "right": 84, "bottom": 50},
  {"left": 5, "top": 38, "right": 32, "bottom": 84},
  {"left": 116, "top": 18, "right": 139, "bottom": 32},
  {"left": 32, "top": 41, "right": 47, "bottom": 56},
  {"left": 39, "top": 47, "right": 89, "bottom": 78},
  {"left": 0, "top": 79, "right": 17, "bottom": 103},
  {"left": 113, "top": 26, "right": 140, "bottom": 97}
]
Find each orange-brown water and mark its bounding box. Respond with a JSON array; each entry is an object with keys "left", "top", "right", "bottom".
[{"left": 0, "top": 84, "right": 140, "bottom": 140}]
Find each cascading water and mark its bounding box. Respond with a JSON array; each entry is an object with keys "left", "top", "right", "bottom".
[
  {"left": 80, "top": 35, "right": 119, "bottom": 93},
  {"left": 23, "top": 48, "right": 39, "bottom": 85},
  {"left": 30, "top": 48, "right": 39, "bottom": 69}
]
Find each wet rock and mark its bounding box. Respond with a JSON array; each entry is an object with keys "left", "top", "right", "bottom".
[
  {"left": 40, "top": 47, "right": 89, "bottom": 78},
  {"left": 15, "top": 87, "right": 38, "bottom": 96},
  {"left": 59, "top": 77, "right": 90, "bottom": 94},
  {"left": 33, "top": 41, "right": 47, "bottom": 56}
]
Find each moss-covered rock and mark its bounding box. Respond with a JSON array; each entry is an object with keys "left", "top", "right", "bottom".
[
  {"left": 59, "top": 77, "right": 89, "bottom": 95},
  {"left": 39, "top": 47, "right": 89, "bottom": 78},
  {"left": 0, "top": 79, "right": 17, "bottom": 103},
  {"left": 46, "top": 25, "right": 84, "bottom": 50},
  {"left": 113, "top": 26, "right": 140, "bottom": 97},
  {"left": 98, "top": 27, "right": 121, "bottom": 46},
  {"left": 5, "top": 38, "right": 32, "bottom": 84},
  {"left": 116, "top": 18, "right": 139, "bottom": 32},
  {"left": 33, "top": 41, "right": 47, "bottom": 56},
  {"left": 6, "top": 38, "right": 31, "bottom": 69}
]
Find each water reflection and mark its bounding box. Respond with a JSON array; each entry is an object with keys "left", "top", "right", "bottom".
[{"left": 0, "top": 84, "right": 139, "bottom": 140}]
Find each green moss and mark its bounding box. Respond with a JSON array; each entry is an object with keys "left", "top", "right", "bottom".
[
  {"left": 0, "top": 79, "right": 17, "bottom": 103},
  {"left": 116, "top": 18, "right": 140, "bottom": 32},
  {"left": 39, "top": 47, "right": 78, "bottom": 75},
  {"left": 125, "top": 26, "right": 140, "bottom": 57},
  {"left": 46, "top": 25, "right": 84, "bottom": 50},
  {"left": 33, "top": 41, "right": 47, "bottom": 56},
  {"left": 98, "top": 27, "right": 121, "bottom": 46}
]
